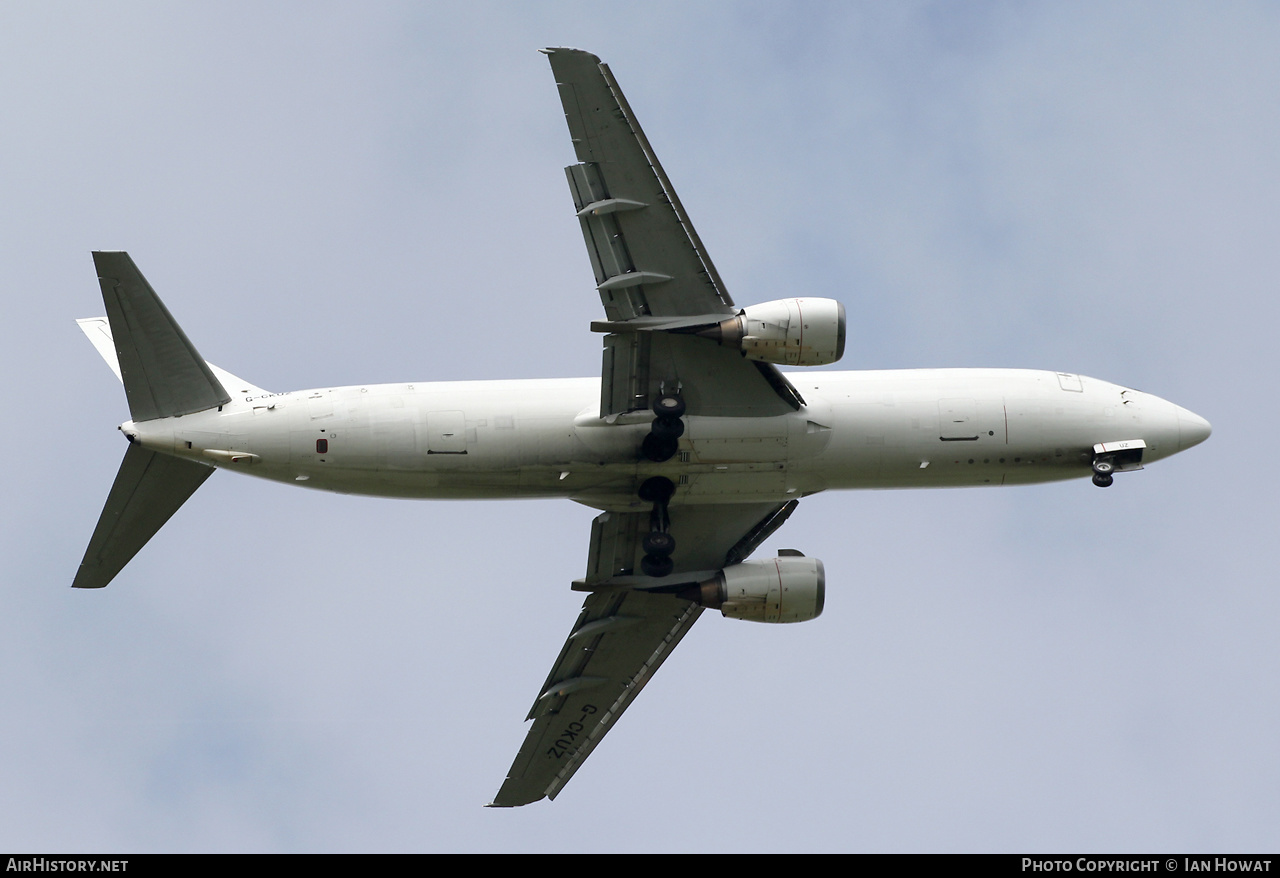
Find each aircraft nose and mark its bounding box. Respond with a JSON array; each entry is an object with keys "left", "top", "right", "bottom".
[{"left": 1176, "top": 406, "right": 1212, "bottom": 451}]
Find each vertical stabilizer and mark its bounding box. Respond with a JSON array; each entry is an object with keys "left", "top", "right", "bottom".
[
  {"left": 73, "top": 445, "right": 215, "bottom": 589},
  {"left": 94, "top": 251, "right": 231, "bottom": 421}
]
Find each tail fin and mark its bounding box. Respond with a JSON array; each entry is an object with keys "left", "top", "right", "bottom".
[
  {"left": 73, "top": 444, "right": 215, "bottom": 589},
  {"left": 93, "top": 251, "right": 230, "bottom": 421}
]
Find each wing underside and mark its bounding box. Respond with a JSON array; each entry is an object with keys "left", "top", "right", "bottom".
[
  {"left": 491, "top": 501, "right": 796, "bottom": 806},
  {"left": 547, "top": 47, "right": 802, "bottom": 419},
  {"left": 490, "top": 588, "right": 701, "bottom": 807}
]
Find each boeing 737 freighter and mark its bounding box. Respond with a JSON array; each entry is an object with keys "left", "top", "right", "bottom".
[{"left": 73, "top": 49, "right": 1211, "bottom": 807}]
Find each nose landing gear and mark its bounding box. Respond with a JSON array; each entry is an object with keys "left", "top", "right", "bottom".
[
  {"left": 1090, "top": 439, "right": 1147, "bottom": 488},
  {"left": 1092, "top": 458, "right": 1114, "bottom": 488}
]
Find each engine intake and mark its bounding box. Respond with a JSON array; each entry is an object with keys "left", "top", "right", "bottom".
[
  {"left": 699, "top": 298, "right": 846, "bottom": 366},
  {"left": 680, "top": 555, "right": 826, "bottom": 623}
]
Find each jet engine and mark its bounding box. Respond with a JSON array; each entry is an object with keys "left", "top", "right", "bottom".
[
  {"left": 699, "top": 297, "right": 846, "bottom": 366},
  {"left": 679, "top": 555, "right": 825, "bottom": 623}
]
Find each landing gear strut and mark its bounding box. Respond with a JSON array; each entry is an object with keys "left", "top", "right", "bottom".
[{"left": 638, "top": 476, "right": 676, "bottom": 577}]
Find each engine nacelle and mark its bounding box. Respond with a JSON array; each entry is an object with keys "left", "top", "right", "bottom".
[
  {"left": 680, "top": 555, "right": 826, "bottom": 623},
  {"left": 700, "top": 297, "right": 846, "bottom": 366}
]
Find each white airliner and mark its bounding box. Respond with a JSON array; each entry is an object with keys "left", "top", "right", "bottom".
[{"left": 74, "top": 48, "right": 1210, "bottom": 807}]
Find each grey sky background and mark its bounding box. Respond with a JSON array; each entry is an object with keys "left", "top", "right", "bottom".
[{"left": 1, "top": 2, "right": 1275, "bottom": 853}]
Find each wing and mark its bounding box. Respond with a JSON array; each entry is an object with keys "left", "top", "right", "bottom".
[
  {"left": 489, "top": 588, "right": 700, "bottom": 808},
  {"left": 545, "top": 48, "right": 803, "bottom": 419},
  {"left": 490, "top": 500, "right": 797, "bottom": 807},
  {"left": 491, "top": 50, "right": 809, "bottom": 808}
]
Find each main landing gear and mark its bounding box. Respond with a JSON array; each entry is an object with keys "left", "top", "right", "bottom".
[
  {"left": 638, "top": 475, "right": 675, "bottom": 578},
  {"left": 640, "top": 392, "right": 686, "bottom": 463},
  {"left": 637, "top": 391, "right": 685, "bottom": 576}
]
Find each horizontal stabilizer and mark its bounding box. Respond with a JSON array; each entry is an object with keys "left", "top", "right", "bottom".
[
  {"left": 73, "top": 444, "right": 214, "bottom": 589},
  {"left": 94, "top": 251, "right": 231, "bottom": 421}
]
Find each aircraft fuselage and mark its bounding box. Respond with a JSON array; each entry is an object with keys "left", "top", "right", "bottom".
[{"left": 122, "top": 367, "right": 1211, "bottom": 510}]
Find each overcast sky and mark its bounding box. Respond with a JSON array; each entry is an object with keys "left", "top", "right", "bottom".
[{"left": 2, "top": 2, "right": 1276, "bottom": 853}]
